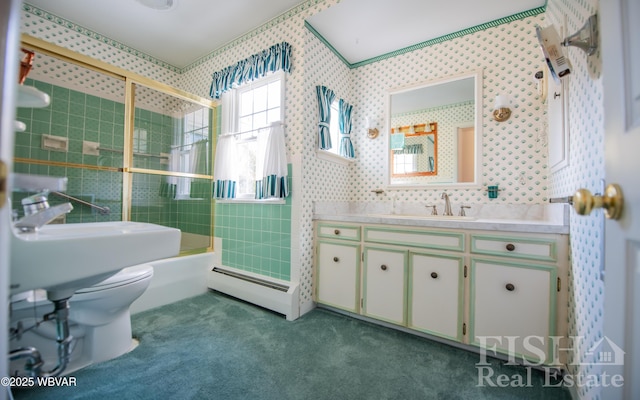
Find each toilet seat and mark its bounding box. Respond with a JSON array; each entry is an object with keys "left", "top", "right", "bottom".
[{"left": 75, "top": 264, "right": 154, "bottom": 293}]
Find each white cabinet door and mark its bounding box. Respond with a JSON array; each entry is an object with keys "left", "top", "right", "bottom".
[
  {"left": 316, "top": 241, "right": 360, "bottom": 313},
  {"left": 470, "top": 259, "right": 556, "bottom": 364},
  {"left": 409, "top": 252, "right": 464, "bottom": 341},
  {"left": 363, "top": 247, "right": 407, "bottom": 325}
]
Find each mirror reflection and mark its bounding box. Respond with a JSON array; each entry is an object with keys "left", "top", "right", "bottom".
[
  {"left": 388, "top": 71, "right": 481, "bottom": 187},
  {"left": 390, "top": 123, "right": 437, "bottom": 176}
]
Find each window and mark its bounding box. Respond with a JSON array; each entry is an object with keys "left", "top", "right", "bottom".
[
  {"left": 133, "top": 128, "right": 148, "bottom": 154},
  {"left": 175, "top": 107, "right": 210, "bottom": 197},
  {"left": 227, "top": 71, "right": 284, "bottom": 199},
  {"left": 324, "top": 100, "right": 340, "bottom": 156},
  {"left": 393, "top": 153, "right": 418, "bottom": 175}
]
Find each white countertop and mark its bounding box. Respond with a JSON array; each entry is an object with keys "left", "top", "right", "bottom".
[{"left": 313, "top": 213, "right": 569, "bottom": 234}]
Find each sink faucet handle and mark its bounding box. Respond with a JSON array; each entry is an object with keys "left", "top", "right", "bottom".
[
  {"left": 426, "top": 205, "right": 438, "bottom": 215},
  {"left": 459, "top": 205, "right": 471, "bottom": 216},
  {"left": 21, "top": 192, "right": 51, "bottom": 216}
]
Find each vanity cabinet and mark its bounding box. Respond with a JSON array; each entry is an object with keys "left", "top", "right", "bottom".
[
  {"left": 316, "top": 241, "right": 360, "bottom": 313},
  {"left": 470, "top": 259, "right": 555, "bottom": 364},
  {"left": 314, "top": 220, "right": 568, "bottom": 366},
  {"left": 469, "top": 233, "right": 560, "bottom": 364},
  {"left": 315, "top": 223, "right": 362, "bottom": 313},
  {"left": 362, "top": 246, "right": 407, "bottom": 325},
  {"left": 408, "top": 252, "right": 464, "bottom": 341}
]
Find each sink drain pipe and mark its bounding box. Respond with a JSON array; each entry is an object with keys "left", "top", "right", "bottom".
[{"left": 9, "top": 298, "right": 73, "bottom": 377}]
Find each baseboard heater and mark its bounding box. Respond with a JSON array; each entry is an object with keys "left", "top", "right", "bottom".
[{"left": 208, "top": 266, "right": 300, "bottom": 321}]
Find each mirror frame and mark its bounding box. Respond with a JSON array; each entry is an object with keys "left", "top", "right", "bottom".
[{"left": 385, "top": 69, "right": 483, "bottom": 189}]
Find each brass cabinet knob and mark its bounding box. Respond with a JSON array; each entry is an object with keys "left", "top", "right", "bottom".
[
  {"left": 333, "top": 257, "right": 339, "bottom": 262},
  {"left": 381, "top": 265, "right": 387, "bottom": 271},
  {"left": 430, "top": 272, "right": 438, "bottom": 279},
  {"left": 506, "top": 283, "right": 515, "bottom": 291},
  {"left": 572, "top": 184, "right": 624, "bottom": 220},
  {"left": 506, "top": 243, "right": 515, "bottom": 251},
  {"left": 334, "top": 229, "right": 340, "bottom": 235}
]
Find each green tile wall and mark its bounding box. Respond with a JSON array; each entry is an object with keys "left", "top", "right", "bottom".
[
  {"left": 14, "top": 79, "right": 213, "bottom": 245},
  {"left": 12, "top": 163, "right": 123, "bottom": 223},
  {"left": 214, "top": 165, "right": 293, "bottom": 281}
]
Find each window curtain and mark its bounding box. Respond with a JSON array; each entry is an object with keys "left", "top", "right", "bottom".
[
  {"left": 255, "top": 122, "right": 289, "bottom": 199},
  {"left": 213, "top": 134, "right": 239, "bottom": 199},
  {"left": 393, "top": 144, "right": 424, "bottom": 154},
  {"left": 159, "top": 149, "right": 180, "bottom": 198},
  {"left": 189, "top": 140, "right": 210, "bottom": 198},
  {"left": 316, "top": 85, "right": 335, "bottom": 150},
  {"left": 209, "top": 42, "right": 291, "bottom": 99},
  {"left": 338, "top": 99, "right": 355, "bottom": 158}
]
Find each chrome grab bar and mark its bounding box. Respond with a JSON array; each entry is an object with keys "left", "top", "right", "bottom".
[
  {"left": 51, "top": 191, "right": 110, "bottom": 215},
  {"left": 549, "top": 196, "right": 573, "bottom": 205}
]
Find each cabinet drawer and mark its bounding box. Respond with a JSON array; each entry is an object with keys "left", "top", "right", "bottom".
[
  {"left": 364, "top": 227, "right": 464, "bottom": 252},
  {"left": 318, "top": 223, "right": 361, "bottom": 241},
  {"left": 470, "top": 234, "right": 557, "bottom": 262}
]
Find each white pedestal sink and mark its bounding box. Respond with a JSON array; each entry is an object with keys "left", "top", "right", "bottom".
[{"left": 10, "top": 221, "right": 181, "bottom": 300}]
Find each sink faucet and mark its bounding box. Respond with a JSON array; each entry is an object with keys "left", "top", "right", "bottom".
[
  {"left": 11, "top": 174, "right": 73, "bottom": 233},
  {"left": 441, "top": 192, "right": 453, "bottom": 216},
  {"left": 14, "top": 195, "right": 73, "bottom": 233}
]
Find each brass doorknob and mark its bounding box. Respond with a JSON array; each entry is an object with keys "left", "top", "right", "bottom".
[{"left": 572, "top": 184, "right": 624, "bottom": 220}]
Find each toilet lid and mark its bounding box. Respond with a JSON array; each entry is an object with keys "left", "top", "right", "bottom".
[{"left": 75, "top": 264, "right": 154, "bottom": 293}]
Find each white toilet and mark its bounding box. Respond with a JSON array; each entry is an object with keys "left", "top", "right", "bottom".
[{"left": 9, "top": 264, "right": 154, "bottom": 376}]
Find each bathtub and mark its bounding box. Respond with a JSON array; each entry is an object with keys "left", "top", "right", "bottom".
[{"left": 130, "top": 252, "right": 213, "bottom": 314}]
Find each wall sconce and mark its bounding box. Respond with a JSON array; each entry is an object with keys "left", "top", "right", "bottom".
[
  {"left": 366, "top": 117, "right": 379, "bottom": 139},
  {"left": 492, "top": 95, "right": 511, "bottom": 122},
  {"left": 424, "top": 122, "right": 432, "bottom": 133}
]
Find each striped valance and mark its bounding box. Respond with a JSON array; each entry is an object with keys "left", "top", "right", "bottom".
[
  {"left": 393, "top": 144, "right": 423, "bottom": 154},
  {"left": 209, "top": 42, "right": 292, "bottom": 99}
]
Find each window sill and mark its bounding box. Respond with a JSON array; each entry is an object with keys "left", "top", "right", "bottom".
[
  {"left": 316, "top": 149, "right": 356, "bottom": 165},
  {"left": 215, "top": 198, "right": 286, "bottom": 205}
]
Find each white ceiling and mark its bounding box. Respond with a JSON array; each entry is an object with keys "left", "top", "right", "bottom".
[
  {"left": 307, "top": 0, "right": 546, "bottom": 64},
  {"left": 24, "top": 0, "right": 545, "bottom": 69},
  {"left": 24, "top": 0, "right": 304, "bottom": 68}
]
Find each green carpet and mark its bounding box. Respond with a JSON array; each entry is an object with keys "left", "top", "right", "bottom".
[{"left": 12, "top": 291, "right": 571, "bottom": 399}]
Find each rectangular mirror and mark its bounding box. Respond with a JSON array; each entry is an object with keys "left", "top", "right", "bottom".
[{"left": 386, "top": 70, "right": 482, "bottom": 188}]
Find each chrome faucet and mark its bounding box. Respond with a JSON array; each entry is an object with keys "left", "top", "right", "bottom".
[
  {"left": 11, "top": 174, "right": 73, "bottom": 233},
  {"left": 441, "top": 192, "right": 453, "bottom": 216},
  {"left": 14, "top": 194, "right": 73, "bottom": 233}
]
